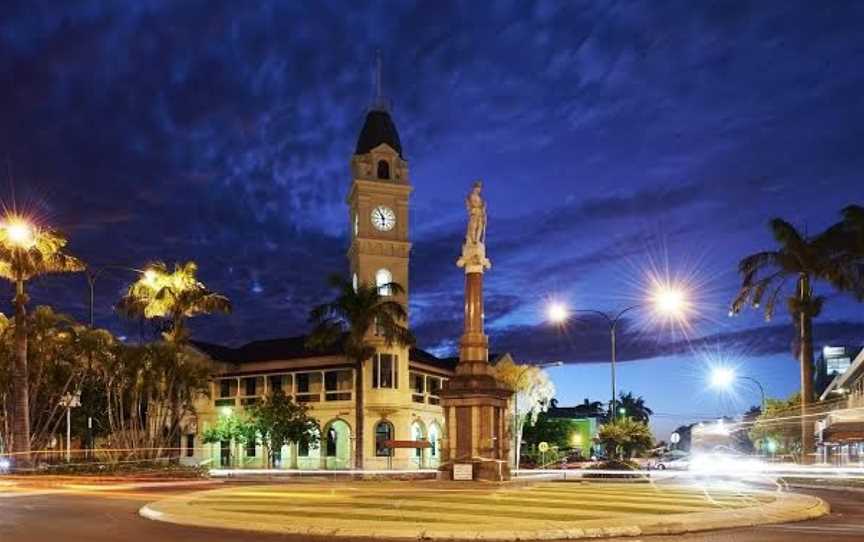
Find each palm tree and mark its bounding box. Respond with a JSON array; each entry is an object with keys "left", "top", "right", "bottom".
[
  {"left": 307, "top": 275, "right": 415, "bottom": 470},
  {"left": 730, "top": 218, "right": 847, "bottom": 460},
  {"left": 0, "top": 215, "right": 84, "bottom": 463},
  {"left": 117, "top": 261, "right": 231, "bottom": 343},
  {"left": 836, "top": 205, "right": 864, "bottom": 298},
  {"left": 617, "top": 392, "right": 653, "bottom": 423}
]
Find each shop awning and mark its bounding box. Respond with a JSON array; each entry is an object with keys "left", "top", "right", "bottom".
[{"left": 823, "top": 421, "right": 864, "bottom": 443}]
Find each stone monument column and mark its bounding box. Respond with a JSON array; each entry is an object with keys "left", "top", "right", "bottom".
[{"left": 438, "top": 181, "right": 514, "bottom": 482}]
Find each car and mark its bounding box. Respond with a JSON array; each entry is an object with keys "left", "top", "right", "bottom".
[{"left": 650, "top": 450, "right": 690, "bottom": 470}]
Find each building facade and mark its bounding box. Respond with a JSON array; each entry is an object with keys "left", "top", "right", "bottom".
[
  {"left": 181, "top": 99, "right": 461, "bottom": 470},
  {"left": 815, "top": 346, "right": 864, "bottom": 465}
]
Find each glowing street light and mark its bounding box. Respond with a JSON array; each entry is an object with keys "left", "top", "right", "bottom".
[
  {"left": 546, "top": 302, "right": 569, "bottom": 324},
  {"left": 709, "top": 366, "right": 766, "bottom": 411},
  {"left": 546, "top": 283, "right": 689, "bottom": 421},
  {"left": 2, "top": 216, "right": 36, "bottom": 249}
]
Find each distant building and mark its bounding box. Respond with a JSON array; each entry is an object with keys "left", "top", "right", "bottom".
[
  {"left": 815, "top": 345, "right": 861, "bottom": 398},
  {"left": 536, "top": 399, "right": 606, "bottom": 457}
]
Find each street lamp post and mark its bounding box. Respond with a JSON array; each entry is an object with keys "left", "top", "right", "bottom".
[
  {"left": 548, "top": 305, "right": 639, "bottom": 421},
  {"left": 59, "top": 392, "right": 81, "bottom": 462},
  {"left": 85, "top": 264, "right": 147, "bottom": 327},
  {"left": 547, "top": 285, "right": 688, "bottom": 422},
  {"left": 512, "top": 361, "right": 562, "bottom": 470},
  {"left": 709, "top": 367, "right": 767, "bottom": 412}
]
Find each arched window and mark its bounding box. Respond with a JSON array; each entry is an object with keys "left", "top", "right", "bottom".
[
  {"left": 429, "top": 424, "right": 440, "bottom": 457},
  {"left": 377, "top": 160, "right": 390, "bottom": 180},
  {"left": 376, "top": 268, "right": 392, "bottom": 296},
  {"left": 326, "top": 427, "right": 337, "bottom": 457},
  {"left": 352, "top": 273, "right": 359, "bottom": 293},
  {"left": 375, "top": 421, "right": 394, "bottom": 457},
  {"left": 412, "top": 423, "right": 425, "bottom": 458}
]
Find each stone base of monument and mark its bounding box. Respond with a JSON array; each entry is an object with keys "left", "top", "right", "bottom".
[{"left": 437, "top": 458, "right": 510, "bottom": 482}]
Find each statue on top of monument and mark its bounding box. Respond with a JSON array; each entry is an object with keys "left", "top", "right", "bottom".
[{"left": 465, "top": 180, "right": 487, "bottom": 245}]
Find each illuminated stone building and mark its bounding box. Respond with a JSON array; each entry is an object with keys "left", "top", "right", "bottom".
[{"left": 182, "top": 92, "right": 512, "bottom": 471}]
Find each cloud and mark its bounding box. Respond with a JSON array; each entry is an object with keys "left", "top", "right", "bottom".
[{"left": 478, "top": 319, "right": 864, "bottom": 365}]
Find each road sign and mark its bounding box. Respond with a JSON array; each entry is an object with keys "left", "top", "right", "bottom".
[
  {"left": 538, "top": 441, "right": 549, "bottom": 453},
  {"left": 670, "top": 432, "right": 680, "bottom": 444}
]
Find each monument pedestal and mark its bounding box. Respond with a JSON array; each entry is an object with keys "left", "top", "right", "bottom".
[{"left": 438, "top": 225, "right": 514, "bottom": 482}]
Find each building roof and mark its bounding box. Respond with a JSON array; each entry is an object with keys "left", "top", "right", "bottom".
[
  {"left": 191, "top": 335, "right": 455, "bottom": 372},
  {"left": 355, "top": 109, "right": 403, "bottom": 157},
  {"left": 545, "top": 399, "right": 607, "bottom": 420}
]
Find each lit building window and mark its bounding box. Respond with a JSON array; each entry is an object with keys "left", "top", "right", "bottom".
[
  {"left": 376, "top": 268, "right": 392, "bottom": 296},
  {"left": 326, "top": 427, "right": 337, "bottom": 457},
  {"left": 375, "top": 421, "right": 394, "bottom": 456},
  {"left": 373, "top": 353, "right": 398, "bottom": 389},
  {"left": 354, "top": 213, "right": 359, "bottom": 236},
  {"left": 352, "top": 273, "right": 359, "bottom": 293}
]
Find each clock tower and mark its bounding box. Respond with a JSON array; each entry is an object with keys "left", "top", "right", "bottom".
[{"left": 346, "top": 101, "right": 412, "bottom": 307}]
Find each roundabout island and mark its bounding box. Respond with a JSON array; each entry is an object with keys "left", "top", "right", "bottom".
[{"left": 139, "top": 480, "right": 828, "bottom": 540}]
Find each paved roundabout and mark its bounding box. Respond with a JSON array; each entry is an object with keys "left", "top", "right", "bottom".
[{"left": 139, "top": 481, "right": 829, "bottom": 540}]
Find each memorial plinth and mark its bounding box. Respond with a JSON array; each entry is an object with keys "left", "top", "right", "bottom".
[{"left": 438, "top": 182, "right": 514, "bottom": 482}]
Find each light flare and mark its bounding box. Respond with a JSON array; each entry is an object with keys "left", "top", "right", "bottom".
[{"left": 1, "top": 215, "right": 36, "bottom": 249}]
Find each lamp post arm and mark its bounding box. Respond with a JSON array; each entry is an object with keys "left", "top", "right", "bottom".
[
  {"left": 84, "top": 264, "right": 146, "bottom": 327},
  {"left": 740, "top": 376, "right": 767, "bottom": 411}
]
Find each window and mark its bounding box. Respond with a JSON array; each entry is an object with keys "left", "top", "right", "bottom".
[
  {"left": 353, "top": 213, "right": 359, "bottom": 236},
  {"left": 269, "top": 375, "right": 283, "bottom": 393},
  {"left": 373, "top": 354, "right": 398, "bottom": 389},
  {"left": 377, "top": 160, "right": 390, "bottom": 179},
  {"left": 375, "top": 421, "right": 393, "bottom": 456},
  {"left": 352, "top": 272, "right": 359, "bottom": 293},
  {"left": 299, "top": 439, "right": 309, "bottom": 457},
  {"left": 412, "top": 372, "right": 425, "bottom": 394},
  {"left": 411, "top": 372, "right": 425, "bottom": 403},
  {"left": 412, "top": 424, "right": 424, "bottom": 458},
  {"left": 429, "top": 425, "right": 440, "bottom": 457},
  {"left": 326, "top": 428, "right": 337, "bottom": 457},
  {"left": 297, "top": 373, "right": 310, "bottom": 393},
  {"left": 325, "top": 370, "right": 352, "bottom": 401},
  {"left": 244, "top": 377, "right": 257, "bottom": 397},
  {"left": 245, "top": 437, "right": 256, "bottom": 458},
  {"left": 186, "top": 434, "right": 195, "bottom": 457},
  {"left": 375, "top": 268, "right": 393, "bottom": 296},
  {"left": 219, "top": 380, "right": 231, "bottom": 398}
]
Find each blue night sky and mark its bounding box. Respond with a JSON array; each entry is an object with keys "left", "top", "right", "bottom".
[{"left": 2, "top": 1, "right": 863, "bottom": 437}]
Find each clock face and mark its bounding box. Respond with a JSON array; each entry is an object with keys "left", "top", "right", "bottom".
[{"left": 371, "top": 206, "right": 396, "bottom": 231}]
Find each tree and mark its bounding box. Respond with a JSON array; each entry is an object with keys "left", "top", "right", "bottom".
[
  {"left": 202, "top": 412, "right": 252, "bottom": 468},
  {"left": 831, "top": 204, "right": 864, "bottom": 299},
  {"left": 616, "top": 392, "right": 653, "bottom": 423},
  {"left": 117, "top": 261, "right": 231, "bottom": 343},
  {"left": 0, "top": 216, "right": 84, "bottom": 463},
  {"left": 247, "top": 390, "right": 320, "bottom": 468},
  {"left": 495, "top": 358, "right": 556, "bottom": 468},
  {"left": 595, "top": 417, "right": 653, "bottom": 460},
  {"left": 95, "top": 341, "right": 211, "bottom": 458},
  {"left": 749, "top": 393, "right": 803, "bottom": 458},
  {"left": 730, "top": 218, "right": 847, "bottom": 459},
  {"left": 521, "top": 416, "right": 574, "bottom": 450},
  {"left": 307, "top": 274, "right": 414, "bottom": 469}
]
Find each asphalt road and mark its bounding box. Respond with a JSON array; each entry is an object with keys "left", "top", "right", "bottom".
[{"left": 0, "top": 481, "right": 860, "bottom": 542}]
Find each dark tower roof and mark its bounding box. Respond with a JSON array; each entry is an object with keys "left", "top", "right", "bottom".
[{"left": 355, "top": 109, "right": 403, "bottom": 157}]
